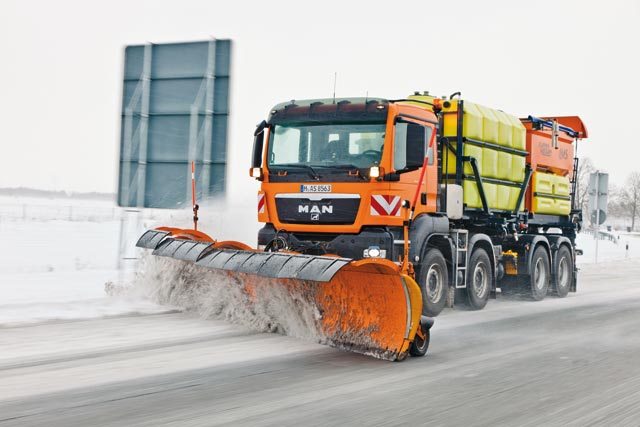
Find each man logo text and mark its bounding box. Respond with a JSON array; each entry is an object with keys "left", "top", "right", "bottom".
[{"left": 298, "top": 205, "right": 333, "bottom": 214}]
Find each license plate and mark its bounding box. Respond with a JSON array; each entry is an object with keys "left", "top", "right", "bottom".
[{"left": 300, "top": 184, "right": 332, "bottom": 193}]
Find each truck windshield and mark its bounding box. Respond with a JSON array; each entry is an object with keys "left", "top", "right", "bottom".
[{"left": 268, "top": 123, "right": 386, "bottom": 173}]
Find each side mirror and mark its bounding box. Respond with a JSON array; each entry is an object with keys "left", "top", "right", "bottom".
[
  {"left": 393, "top": 121, "right": 426, "bottom": 174},
  {"left": 254, "top": 119, "right": 267, "bottom": 137},
  {"left": 252, "top": 120, "right": 267, "bottom": 168}
]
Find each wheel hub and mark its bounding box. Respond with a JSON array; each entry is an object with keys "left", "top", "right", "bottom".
[
  {"left": 426, "top": 265, "right": 443, "bottom": 302},
  {"left": 534, "top": 258, "right": 546, "bottom": 290},
  {"left": 558, "top": 258, "right": 568, "bottom": 288},
  {"left": 472, "top": 262, "right": 488, "bottom": 297}
]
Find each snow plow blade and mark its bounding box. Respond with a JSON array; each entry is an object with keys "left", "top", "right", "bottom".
[{"left": 136, "top": 228, "right": 424, "bottom": 361}]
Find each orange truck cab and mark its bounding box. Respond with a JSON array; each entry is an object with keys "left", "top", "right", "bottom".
[{"left": 251, "top": 97, "right": 442, "bottom": 261}]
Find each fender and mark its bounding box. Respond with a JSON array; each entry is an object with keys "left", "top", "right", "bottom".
[
  {"left": 516, "top": 234, "right": 551, "bottom": 275},
  {"left": 545, "top": 235, "right": 573, "bottom": 254},
  {"left": 408, "top": 214, "right": 453, "bottom": 283},
  {"left": 546, "top": 234, "right": 577, "bottom": 291},
  {"left": 408, "top": 214, "right": 450, "bottom": 261},
  {"left": 467, "top": 233, "right": 497, "bottom": 292}
]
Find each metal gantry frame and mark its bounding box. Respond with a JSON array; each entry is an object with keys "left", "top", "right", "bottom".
[
  {"left": 121, "top": 43, "right": 152, "bottom": 208},
  {"left": 120, "top": 39, "right": 229, "bottom": 209},
  {"left": 187, "top": 39, "right": 217, "bottom": 203},
  {"left": 117, "top": 39, "right": 229, "bottom": 285}
]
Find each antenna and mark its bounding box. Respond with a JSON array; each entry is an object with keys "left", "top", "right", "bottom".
[{"left": 332, "top": 72, "right": 337, "bottom": 104}]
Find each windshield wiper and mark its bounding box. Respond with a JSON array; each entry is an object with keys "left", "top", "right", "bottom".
[
  {"left": 331, "top": 164, "right": 369, "bottom": 180},
  {"left": 272, "top": 163, "right": 321, "bottom": 180}
]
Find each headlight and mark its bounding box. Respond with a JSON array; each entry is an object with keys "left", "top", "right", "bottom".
[{"left": 363, "top": 246, "right": 386, "bottom": 258}]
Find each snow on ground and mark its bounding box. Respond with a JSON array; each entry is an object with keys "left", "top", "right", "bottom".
[
  {"left": 1, "top": 194, "right": 640, "bottom": 328},
  {"left": 575, "top": 229, "right": 640, "bottom": 264},
  {"left": 0, "top": 198, "right": 177, "bottom": 327}
]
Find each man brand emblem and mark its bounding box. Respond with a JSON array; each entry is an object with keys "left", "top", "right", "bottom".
[
  {"left": 311, "top": 213, "right": 320, "bottom": 221},
  {"left": 540, "top": 142, "right": 552, "bottom": 157},
  {"left": 298, "top": 205, "right": 333, "bottom": 214},
  {"left": 559, "top": 148, "right": 569, "bottom": 160},
  {"left": 539, "top": 142, "right": 569, "bottom": 159}
]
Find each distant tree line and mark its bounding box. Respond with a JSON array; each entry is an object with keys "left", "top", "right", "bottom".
[
  {"left": 608, "top": 173, "right": 640, "bottom": 231},
  {"left": 575, "top": 158, "right": 640, "bottom": 231},
  {"left": 0, "top": 187, "right": 115, "bottom": 201}
]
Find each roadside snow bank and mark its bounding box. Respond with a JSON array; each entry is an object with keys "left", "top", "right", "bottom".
[
  {"left": 575, "top": 231, "right": 640, "bottom": 264},
  {"left": 0, "top": 218, "right": 174, "bottom": 327}
]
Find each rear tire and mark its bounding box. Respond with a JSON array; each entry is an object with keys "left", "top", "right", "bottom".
[
  {"left": 464, "top": 248, "right": 492, "bottom": 310},
  {"left": 529, "top": 246, "right": 550, "bottom": 301},
  {"left": 409, "top": 323, "right": 431, "bottom": 357},
  {"left": 418, "top": 249, "right": 448, "bottom": 317},
  {"left": 552, "top": 246, "right": 572, "bottom": 298}
]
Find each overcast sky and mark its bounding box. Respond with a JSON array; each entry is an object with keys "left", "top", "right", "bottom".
[{"left": 1, "top": 0, "right": 638, "bottom": 195}]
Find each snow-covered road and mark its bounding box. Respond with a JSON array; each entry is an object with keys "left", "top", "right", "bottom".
[
  {"left": 2, "top": 259, "right": 640, "bottom": 426},
  {"left": 2, "top": 209, "right": 640, "bottom": 425}
]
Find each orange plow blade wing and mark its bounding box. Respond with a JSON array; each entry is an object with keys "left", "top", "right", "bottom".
[
  {"left": 136, "top": 229, "right": 423, "bottom": 361},
  {"left": 238, "top": 260, "right": 423, "bottom": 360},
  {"left": 313, "top": 261, "right": 423, "bottom": 360}
]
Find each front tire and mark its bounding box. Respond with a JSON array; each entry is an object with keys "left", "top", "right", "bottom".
[
  {"left": 529, "top": 246, "right": 550, "bottom": 301},
  {"left": 409, "top": 323, "right": 431, "bottom": 357},
  {"left": 418, "top": 248, "right": 449, "bottom": 317},
  {"left": 464, "top": 248, "right": 492, "bottom": 310},
  {"left": 552, "top": 246, "right": 572, "bottom": 298}
]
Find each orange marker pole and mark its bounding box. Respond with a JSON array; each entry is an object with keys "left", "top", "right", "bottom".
[
  {"left": 401, "top": 201, "right": 410, "bottom": 275},
  {"left": 191, "top": 161, "right": 199, "bottom": 231}
]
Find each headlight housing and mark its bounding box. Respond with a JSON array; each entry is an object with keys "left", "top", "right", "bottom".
[{"left": 363, "top": 246, "right": 386, "bottom": 258}]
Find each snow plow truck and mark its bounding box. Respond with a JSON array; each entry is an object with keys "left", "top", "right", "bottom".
[{"left": 137, "top": 92, "right": 588, "bottom": 360}]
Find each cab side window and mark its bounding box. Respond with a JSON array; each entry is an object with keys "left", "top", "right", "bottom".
[{"left": 394, "top": 122, "right": 432, "bottom": 171}]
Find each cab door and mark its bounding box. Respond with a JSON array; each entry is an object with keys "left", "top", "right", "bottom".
[{"left": 390, "top": 105, "right": 438, "bottom": 214}]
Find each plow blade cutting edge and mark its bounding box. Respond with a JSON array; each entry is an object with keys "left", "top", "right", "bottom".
[{"left": 137, "top": 229, "right": 424, "bottom": 361}]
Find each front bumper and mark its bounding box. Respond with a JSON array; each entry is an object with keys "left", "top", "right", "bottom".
[{"left": 257, "top": 223, "right": 401, "bottom": 260}]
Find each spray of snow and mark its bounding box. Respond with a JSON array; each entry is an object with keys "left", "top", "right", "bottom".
[
  {"left": 128, "top": 253, "right": 327, "bottom": 343},
  {"left": 126, "top": 253, "right": 405, "bottom": 360}
]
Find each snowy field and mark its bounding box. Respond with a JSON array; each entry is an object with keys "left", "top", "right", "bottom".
[{"left": 1, "top": 195, "right": 639, "bottom": 328}]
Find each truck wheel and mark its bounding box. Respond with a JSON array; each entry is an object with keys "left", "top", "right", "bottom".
[
  {"left": 418, "top": 248, "right": 448, "bottom": 317},
  {"left": 552, "top": 246, "right": 572, "bottom": 298},
  {"left": 529, "top": 246, "right": 550, "bottom": 301},
  {"left": 409, "top": 322, "right": 431, "bottom": 357},
  {"left": 464, "top": 248, "right": 492, "bottom": 310}
]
